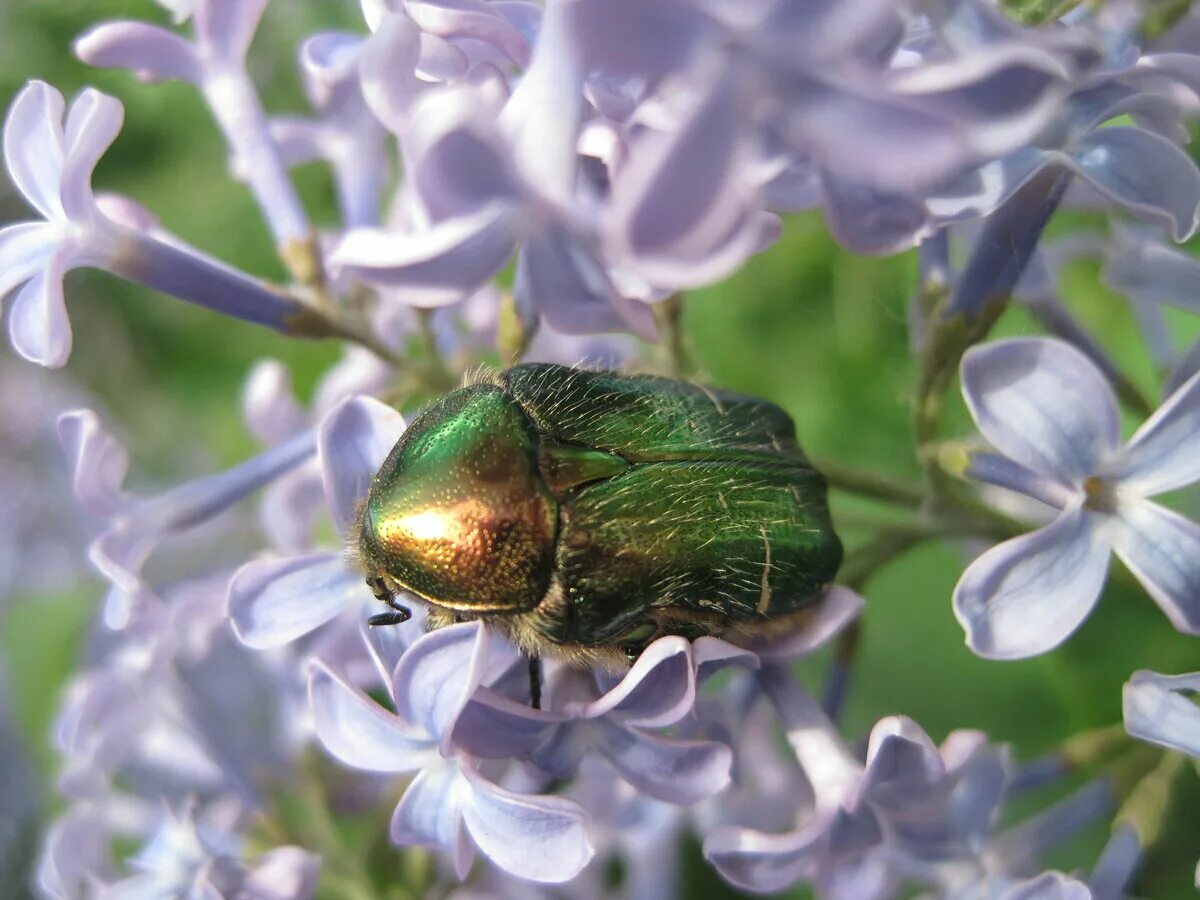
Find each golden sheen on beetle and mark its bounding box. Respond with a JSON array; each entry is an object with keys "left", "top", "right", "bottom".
[{"left": 353, "top": 364, "right": 843, "bottom": 680}]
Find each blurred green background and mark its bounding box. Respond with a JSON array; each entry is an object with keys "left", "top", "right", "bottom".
[{"left": 1, "top": 2, "right": 1198, "bottom": 898}]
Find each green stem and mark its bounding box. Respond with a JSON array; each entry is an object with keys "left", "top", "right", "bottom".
[
  {"left": 414, "top": 308, "right": 456, "bottom": 391},
  {"left": 814, "top": 458, "right": 925, "bottom": 509},
  {"left": 838, "top": 528, "right": 931, "bottom": 591},
  {"left": 654, "top": 293, "right": 692, "bottom": 377},
  {"left": 1114, "top": 750, "right": 1187, "bottom": 849}
]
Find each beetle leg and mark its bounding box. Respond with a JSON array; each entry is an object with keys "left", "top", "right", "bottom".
[
  {"left": 368, "top": 609, "right": 411, "bottom": 627},
  {"left": 366, "top": 577, "right": 412, "bottom": 622},
  {"left": 528, "top": 656, "right": 542, "bottom": 710}
]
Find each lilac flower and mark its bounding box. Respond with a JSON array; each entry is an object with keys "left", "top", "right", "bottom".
[
  {"left": 76, "top": 0, "right": 312, "bottom": 250},
  {"left": 332, "top": 3, "right": 658, "bottom": 339},
  {"left": 239, "top": 350, "right": 392, "bottom": 554},
  {"left": 0, "top": 360, "right": 94, "bottom": 605},
  {"left": 309, "top": 621, "right": 594, "bottom": 882},
  {"left": 0, "top": 81, "right": 333, "bottom": 368},
  {"left": 953, "top": 337, "right": 1200, "bottom": 658},
  {"left": 705, "top": 665, "right": 1113, "bottom": 897},
  {"left": 927, "top": 50, "right": 1200, "bottom": 243},
  {"left": 572, "top": 0, "right": 1102, "bottom": 258},
  {"left": 452, "top": 637, "right": 736, "bottom": 805},
  {"left": 1101, "top": 223, "right": 1200, "bottom": 390},
  {"left": 58, "top": 409, "right": 314, "bottom": 629},
  {"left": 229, "top": 394, "right": 403, "bottom": 648},
  {"left": 703, "top": 667, "right": 1001, "bottom": 895},
  {"left": 98, "top": 804, "right": 318, "bottom": 900},
  {"left": 268, "top": 32, "right": 388, "bottom": 228},
  {"left": 1122, "top": 670, "right": 1200, "bottom": 757},
  {"left": 41, "top": 802, "right": 318, "bottom": 900},
  {"left": 53, "top": 574, "right": 302, "bottom": 806},
  {"left": 39, "top": 573, "right": 315, "bottom": 898}
]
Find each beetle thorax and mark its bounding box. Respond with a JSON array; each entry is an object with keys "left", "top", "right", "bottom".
[{"left": 358, "top": 384, "right": 557, "bottom": 613}]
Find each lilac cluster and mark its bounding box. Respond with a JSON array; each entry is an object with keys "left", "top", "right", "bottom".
[{"left": 3, "top": 0, "right": 1200, "bottom": 896}]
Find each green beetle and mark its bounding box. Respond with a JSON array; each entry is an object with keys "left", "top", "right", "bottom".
[{"left": 355, "top": 364, "right": 842, "bottom": 698}]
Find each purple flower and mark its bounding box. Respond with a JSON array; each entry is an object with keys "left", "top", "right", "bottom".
[
  {"left": 953, "top": 337, "right": 1200, "bottom": 658},
  {"left": 76, "top": 0, "right": 312, "bottom": 249},
  {"left": 42, "top": 802, "right": 318, "bottom": 900},
  {"left": 453, "top": 637, "right": 736, "bottom": 805},
  {"left": 1123, "top": 669, "right": 1200, "bottom": 757},
  {"left": 239, "top": 351, "right": 392, "bottom": 554},
  {"left": 58, "top": 409, "right": 314, "bottom": 629},
  {"left": 268, "top": 32, "right": 388, "bottom": 228},
  {"left": 53, "top": 575, "right": 302, "bottom": 806},
  {"left": 332, "top": 2, "right": 658, "bottom": 339},
  {"left": 229, "top": 395, "right": 404, "bottom": 648},
  {"left": 704, "top": 666, "right": 994, "bottom": 894},
  {"left": 927, "top": 50, "right": 1200, "bottom": 243},
  {"left": 309, "top": 621, "right": 594, "bottom": 882},
  {"left": 0, "top": 81, "right": 333, "bottom": 368}
]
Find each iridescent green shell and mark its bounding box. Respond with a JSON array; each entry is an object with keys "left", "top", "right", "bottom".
[{"left": 357, "top": 364, "right": 842, "bottom": 660}]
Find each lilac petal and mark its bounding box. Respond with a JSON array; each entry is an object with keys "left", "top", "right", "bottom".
[
  {"left": 704, "top": 818, "right": 828, "bottom": 894},
  {"left": 60, "top": 88, "right": 124, "bottom": 221},
  {"left": 452, "top": 688, "right": 560, "bottom": 759},
  {"left": 362, "top": 603, "right": 427, "bottom": 689},
  {"left": 359, "top": 11, "right": 425, "bottom": 134},
  {"left": 310, "top": 660, "right": 431, "bottom": 772},
  {"left": 317, "top": 395, "right": 405, "bottom": 535},
  {"left": 925, "top": 146, "right": 1047, "bottom": 226},
  {"left": 3, "top": 81, "right": 65, "bottom": 220},
  {"left": 408, "top": 92, "right": 524, "bottom": 220},
  {"left": 607, "top": 73, "right": 759, "bottom": 287},
  {"left": 966, "top": 452, "right": 1075, "bottom": 510},
  {"left": 960, "top": 338, "right": 1119, "bottom": 485},
  {"left": 407, "top": 0, "right": 530, "bottom": 66},
  {"left": 1002, "top": 872, "right": 1092, "bottom": 900},
  {"left": 754, "top": 586, "right": 864, "bottom": 662},
  {"left": 194, "top": 0, "right": 268, "bottom": 60},
  {"left": 500, "top": 0, "right": 582, "bottom": 202},
  {"left": 584, "top": 636, "right": 694, "bottom": 728},
  {"left": 860, "top": 717, "right": 943, "bottom": 804},
  {"left": 228, "top": 552, "right": 360, "bottom": 648},
  {"left": 1110, "top": 371, "right": 1200, "bottom": 496},
  {"left": 517, "top": 228, "right": 657, "bottom": 341},
  {"left": 0, "top": 221, "right": 54, "bottom": 300},
  {"left": 1103, "top": 223, "right": 1200, "bottom": 315},
  {"left": 1167, "top": 339, "right": 1200, "bottom": 398},
  {"left": 458, "top": 763, "right": 593, "bottom": 883},
  {"left": 1061, "top": 127, "right": 1200, "bottom": 241},
  {"left": 784, "top": 72, "right": 969, "bottom": 192},
  {"left": 953, "top": 505, "right": 1111, "bottom": 659},
  {"left": 8, "top": 250, "right": 71, "bottom": 367},
  {"left": 569, "top": 3, "right": 710, "bottom": 88},
  {"left": 592, "top": 719, "right": 731, "bottom": 804},
  {"left": 242, "top": 846, "right": 321, "bottom": 899},
  {"left": 267, "top": 117, "right": 326, "bottom": 167},
  {"left": 330, "top": 204, "right": 519, "bottom": 300},
  {"left": 74, "top": 22, "right": 202, "bottom": 85},
  {"left": 242, "top": 360, "right": 306, "bottom": 445},
  {"left": 393, "top": 622, "right": 490, "bottom": 750},
  {"left": 820, "top": 174, "right": 928, "bottom": 256},
  {"left": 1123, "top": 669, "right": 1200, "bottom": 757},
  {"left": 692, "top": 637, "right": 759, "bottom": 685},
  {"left": 1089, "top": 822, "right": 1141, "bottom": 900},
  {"left": 391, "top": 762, "right": 472, "bottom": 876},
  {"left": 56, "top": 409, "right": 129, "bottom": 517},
  {"left": 1111, "top": 501, "right": 1200, "bottom": 635}
]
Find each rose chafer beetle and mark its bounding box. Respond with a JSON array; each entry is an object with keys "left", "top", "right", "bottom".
[{"left": 355, "top": 364, "right": 842, "bottom": 705}]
